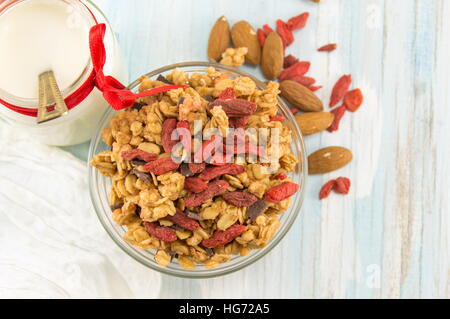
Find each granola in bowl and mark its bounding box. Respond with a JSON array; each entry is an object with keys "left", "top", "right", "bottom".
[{"left": 90, "top": 64, "right": 304, "bottom": 272}]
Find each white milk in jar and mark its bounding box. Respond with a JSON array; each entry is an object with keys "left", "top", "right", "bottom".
[{"left": 0, "top": 0, "right": 128, "bottom": 146}]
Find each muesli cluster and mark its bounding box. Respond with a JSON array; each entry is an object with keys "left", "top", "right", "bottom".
[{"left": 91, "top": 67, "right": 300, "bottom": 269}]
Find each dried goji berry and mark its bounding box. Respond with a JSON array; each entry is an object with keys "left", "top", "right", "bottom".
[
  {"left": 276, "top": 19, "right": 294, "bottom": 47},
  {"left": 176, "top": 120, "right": 190, "bottom": 130},
  {"left": 278, "top": 61, "right": 311, "bottom": 81},
  {"left": 166, "top": 209, "right": 200, "bottom": 231},
  {"left": 209, "top": 154, "right": 228, "bottom": 166},
  {"left": 202, "top": 223, "right": 247, "bottom": 248},
  {"left": 218, "top": 87, "right": 236, "bottom": 100},
  {"left": 344, "top": 88, "right": 364, "bottom": 112},
  {"left": 289, "top": 75, "right": 316, "bottom": 87},
  {"left": 309, "top": 85, "right": 323, "bottom": 92},
  {"left": 269, "top": 115, "right": 285, "bottom": 122},
  {"left": 184, "top": 177, "right": 208, "bottom": 193},
  {"left": 121, "top": 149, "right": 158, "bottom": 162},
  {"left": 327, "top": 105, "right": 347, "bottom": 133},
  {"left": 209, "top": 99, "right": 257, "bottom": 117},
  {"left": 265, "top": 182, "right": 299, "bottom": 203},
  {"left": 262, "top": 24, "right": 274, "bottom": 36},
  {"left": 330, "top": 74, "right": 352, "bottom": 107},
  {"left": 287, "top": 12, "right": 309, "bottom": 31},
  {"left": 188, "top": 162, "right": 206, "bottom": 174},
  {"left": 274, "top": 173, "right": 287, "bottom": 180},
  {"left": 144, "top": 222, "right": 177, "bottom": 243},
  {"left": 176, "top": 120, "right": 192, "bottom": 152},
  {"left": 143, "top": 156, "right": 180, "bottom": 175},
  {"left": 194, "top": 135, "right": 222, "bottom": 163},
  {"left": 162, "top": 118, "right": 178, "bottom": 152},
  {"left": 257, "top": 28, "right": 266, "bottom": 47},
  {"left": 229, "top": 116, "right": 249, "bottom": 128},
  {"left": 185, "top": 180, "right": 229, "bottom": 207},
  {"left": 319, "top": 180, "right": 336, "bottom": 200},
  {"left": 198, "top": 163, "right": 245, "bottom": 181},
  {"left": 222, "top": 191, "right": 258, "bottom": 207},
  {"left": 334, "top": 177, "right": 351, "bottom": 194},
  {"left": 283, "top": 55, "right": 299, "bottom": 69},
  {"left": 290, "top": 108, "right": 300, "bottom": 114},
  {"left": 318, "top": 43, "right": 337, "bottom": 52}
]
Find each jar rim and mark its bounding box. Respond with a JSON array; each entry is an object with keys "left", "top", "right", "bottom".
[{"left": 0, "top": 0, "right": 95, "bottom": 108}]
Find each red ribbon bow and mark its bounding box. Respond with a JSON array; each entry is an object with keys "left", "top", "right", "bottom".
[
  {"left": 0, "top": 23, "right": 186, "bottom": 117},
  {"left": 90, "top": 23, "right": 186, "bottom": 110}
]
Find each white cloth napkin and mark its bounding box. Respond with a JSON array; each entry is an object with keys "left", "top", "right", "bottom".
[{"left": 0, "top": 124, "right": 161, "bottom": 298}]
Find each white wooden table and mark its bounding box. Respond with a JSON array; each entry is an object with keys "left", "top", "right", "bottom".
[{"left": 67, "top": 0, "right": 449, "bottom": 298}]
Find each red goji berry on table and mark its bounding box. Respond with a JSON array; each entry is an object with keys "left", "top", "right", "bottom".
[
  {"left": 222, "top": 191, "right": 258, "bottom": 207},
  {"left": 278, "top": 61, "right": 311, "bottom": 81},
  {"left": 185, "top": 180, "right": 229, "bottom": 207},
  {"left": 308, "top": 85, "right": 323, "bottom": 92},
  {"left": 143, "top": 156, "right": 180, "bottom": 175},
  {"left": 327, "top": 105, "right": 347, "bottom": 133},
  {"left": 287, "top": 12, "right": 309, "bottom": 31},
  {"left": 276, "top": 19, "right": 294, "bottom": 47},
  {"left": 218, "top": 87, "right": 236, "bottom": 100},
  {"left": 344, "top": 88, "right": 364, "bottom": 112},
  {"left": 318, "top": 43, "right": 337, "bottom": 52},
  {"left": 198, "top": 163, "right": 245, "bottom": 181},
  {"left": 289, "top": 75, "right": 316, "bottom": 87},
  {"left": 262, "top": 24, "right": 274, "bottom": 36},
  {"left": 265, "top": 182, "right": 299, "bottom": 203},
  {"left": 202, "top": 223, "right": 247, "bottom": 248},
  {"left": 162, "top": 118, "right": 178, "bottom": 153},
  {"left": 166, "top": 209, "right": 200, "bottom": 231},
  {"left": 257, "top": 28, "right": 266, "bottom": 47},
  {"left": 330, "top": 74, "right": 352, "bottom": 107},
  {"left": 319, "top": 180, "right": 336, "bottom": 200},
  {"left": 334, "top": 177, "right": 351, "bottom": 194},
  {"left": 269, "top": 115, "right": 285, "bottom": 122},
  {"left": 184, "top": 177, "right": 208, "bottom": 193},
  {"left": 144, "top": 222, "right": 177, "bottom": 243},
  {"left": 283, "top": 55, "right": 299, "bottom": 69},
  {"left": 121, "top": 149, "right": 158, "bottom": 162}
]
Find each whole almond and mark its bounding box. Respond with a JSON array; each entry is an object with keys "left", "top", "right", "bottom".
[
  {"left": 261, "top": 32, "right": 284, "bottom": 80},
  {"left": 231, "top": 20, "right": 261, "bottom": 65},
  {"left": 208, "top": 16, "right": 231, "bottom": 62},
  {"left": 308, "top": 146, "right": 353, "bottom": 174},
  {"left": 280, "top": 80, "right": 324, "bottom": 112},
  {"left": 295, "top": 112, "right": 334, "bottom": 136}
]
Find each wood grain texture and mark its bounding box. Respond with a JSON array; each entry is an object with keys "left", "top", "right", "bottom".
[{"left": 74, "top": 0, "right": 449, "bottom": 298}]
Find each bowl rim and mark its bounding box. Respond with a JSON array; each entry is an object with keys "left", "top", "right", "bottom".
[{"left": 88, "top": 61, "right": 308, "bottom": 278}]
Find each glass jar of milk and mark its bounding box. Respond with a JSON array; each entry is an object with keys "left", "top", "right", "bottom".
[{"left": 0, "top": 0, "right": 128, "bottom": 146}]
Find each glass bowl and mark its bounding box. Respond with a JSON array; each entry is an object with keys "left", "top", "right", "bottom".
[{"left": 88, "top": 62, "right": 307, "bottom": 278}]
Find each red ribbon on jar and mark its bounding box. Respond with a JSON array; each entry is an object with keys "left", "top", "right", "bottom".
[{"left": 0, "top": 22, "right": 186, "bottom": 117}]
